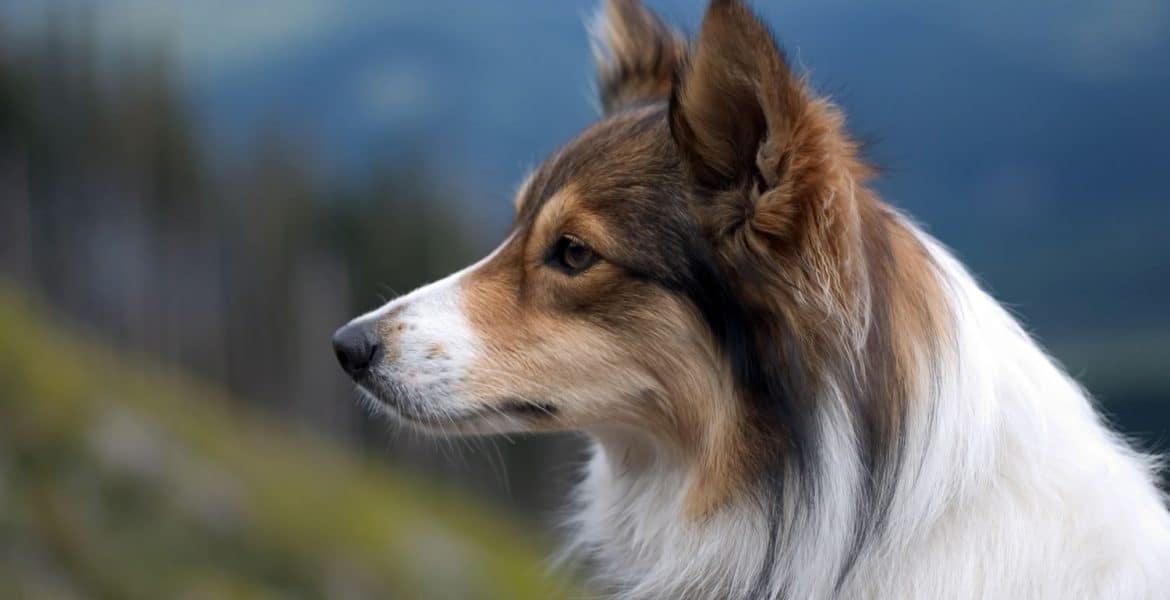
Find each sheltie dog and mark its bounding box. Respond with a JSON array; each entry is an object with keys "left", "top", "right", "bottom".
[{"left": 332, "top": 1, "right": 1170, "bottom": 597}]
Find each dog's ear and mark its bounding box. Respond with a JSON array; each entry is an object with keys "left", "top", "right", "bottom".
[
  {"left": 670, "top": 0, "right": 810, "bottom": 197},
  {"left": 592, "top": 0, "right": 688, "bottom": 115}
]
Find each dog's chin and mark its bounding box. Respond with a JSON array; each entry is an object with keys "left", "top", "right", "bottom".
[{"left": 354, "top": 380, "right": 558, "bottom": 436}]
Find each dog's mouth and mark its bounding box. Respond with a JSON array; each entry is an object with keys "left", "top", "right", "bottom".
[{"left": 356, "top": 376, "right": 557, "bottom": 433}]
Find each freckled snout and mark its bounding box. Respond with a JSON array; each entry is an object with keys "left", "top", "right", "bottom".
[
  {"left": 331, "top": 247, "right": 516, "bottom": 431},
  {"left": 332, "top": 321, "right": 382, "bottom": 380}
]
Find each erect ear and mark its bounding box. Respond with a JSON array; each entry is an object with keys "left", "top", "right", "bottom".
[
  {"left": 592, "top": 0, "right": 688, "bottom": 115},
  {"left": 669, "top": 0, "right": 809, "bottom": 193}
]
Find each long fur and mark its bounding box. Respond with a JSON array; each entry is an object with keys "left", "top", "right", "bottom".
[
  {"left": 567, "top": 2, "right": 1170, "bottom": 598},
  {"left": 566, "top": 223, "right": 1170, "bottom": 598}
]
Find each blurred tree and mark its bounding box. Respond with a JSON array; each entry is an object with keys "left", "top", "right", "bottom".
[{"left": 0, "top": 6, "right": 580, "bottom": 526}]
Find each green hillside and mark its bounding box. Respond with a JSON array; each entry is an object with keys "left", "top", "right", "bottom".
[{"left": 0, "top": 286, "right": 573, "bottom": 599}]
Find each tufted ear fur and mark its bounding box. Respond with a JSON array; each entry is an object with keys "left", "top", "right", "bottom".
[
  {"left": 592, "top": 0, "right": 689, "bottom": 115},
  {"left": 669, "top": 0, "right": 811, "bottom": 199}
]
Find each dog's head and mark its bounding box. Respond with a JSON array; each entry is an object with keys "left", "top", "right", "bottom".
[{"left": 333, "top": 1, "right": 911, "bottom": 499}]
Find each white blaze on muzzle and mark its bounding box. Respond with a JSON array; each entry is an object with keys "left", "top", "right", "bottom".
[{"left": 332, "top": 239, "right": 512, "bottom": 424}]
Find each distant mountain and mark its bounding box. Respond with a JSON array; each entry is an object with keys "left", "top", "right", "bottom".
[
  {"left": 190, "top": 2, "right": 1170, "bottom": 289},
  {"left": 9, "top": 0, "right": 1169, "bottom": 334}
]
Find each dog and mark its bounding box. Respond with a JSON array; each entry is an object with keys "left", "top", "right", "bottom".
[{"left": 332, "top": 1, "right": 1170, "bottom": 597}]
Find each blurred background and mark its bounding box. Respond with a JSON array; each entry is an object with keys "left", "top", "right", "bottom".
[{"left": 1, "top": 0, "right": 1167, "bottom": 597}]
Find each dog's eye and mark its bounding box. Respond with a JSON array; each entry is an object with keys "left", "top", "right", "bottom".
[{"left": 550, "top": 236, "right": 598, "bottom": 275}]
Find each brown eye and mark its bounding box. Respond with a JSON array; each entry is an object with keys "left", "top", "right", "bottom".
[{"left": 551, "top": 236, "right": 598, "bottom": 275}]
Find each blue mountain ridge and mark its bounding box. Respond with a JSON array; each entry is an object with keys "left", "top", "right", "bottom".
[{"left": 186, "top": 0, "right": 1170, "bottom": 334}]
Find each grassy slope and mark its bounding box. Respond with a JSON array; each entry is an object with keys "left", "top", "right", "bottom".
[{"left": 0, "top": 286, "right": 572, "bottom": 599}]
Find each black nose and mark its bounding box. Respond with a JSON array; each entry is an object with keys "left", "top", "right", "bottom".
[{"left": 332, "top": 321, "right": 382, "bottom": 379}]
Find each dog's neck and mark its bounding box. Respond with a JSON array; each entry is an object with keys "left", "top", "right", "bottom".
[
  {"left": 572, "top": 425, "right": 772, "bottom": 598},
  {"left": 567, "top": 221, "right": 1168, "bottom": 599}
]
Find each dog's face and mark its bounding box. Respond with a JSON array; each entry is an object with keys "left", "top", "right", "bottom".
[
  {"left": 332, "top": 1, "right": 875, "bottom": 464},
  {"left": 335, "top": 107, "right": 737, "bottom": 441},
  {"left": 333, "top": 0, "right": 801, "bottom": 444}
]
